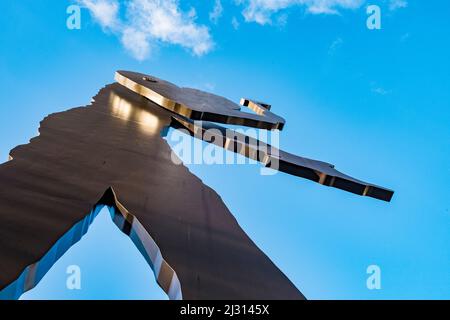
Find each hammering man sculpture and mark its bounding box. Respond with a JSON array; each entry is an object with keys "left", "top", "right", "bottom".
[{"left": 0, "top": 71, "right": 393, "bottom": 300}]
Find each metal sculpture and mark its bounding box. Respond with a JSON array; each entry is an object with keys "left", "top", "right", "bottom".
[{"left": 0, "top": 71, "right": 393, "bottom": 300}]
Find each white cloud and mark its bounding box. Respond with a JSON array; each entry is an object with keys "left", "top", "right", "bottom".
[
  {"left": 126, "top": 0, "right": 214, "bottom": 57},
  {"left": 78, "top": 0, "right": 407, "bottom": 60},
  {"left": 237, "top": 0, "right": 365, "bottom": 25},
  {"left": 389, "top": 0, "right": 408, "bottom": 11},
  {"left": 78, "top": 0, "right": 213, "bottom": 60},
  {"left": 210, "top": 0, "right": 224, "bottom": 24},
  {"left": 79, "top": 0, "right": 119, "bottom": 29},
  {"left": 121, "top": 27, "right": 151, "bottom": 61}
]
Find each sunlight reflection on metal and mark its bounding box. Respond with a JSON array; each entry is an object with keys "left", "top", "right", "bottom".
[
  {"left": 138, "top": 109, "right": 160, "bottom": 135},
  {"left": 110, "top": 92, "right": 161, "bottom": 135},
  {"left": 115, "top": 71, "right": 286, "bottom": 130},
  {"left": 111, "top": 94, "right": 132, "bottom": 120}
]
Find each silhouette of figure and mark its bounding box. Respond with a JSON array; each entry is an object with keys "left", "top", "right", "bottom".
[{"left": 0, "top": 71, "right": 392, "bottom": 300}]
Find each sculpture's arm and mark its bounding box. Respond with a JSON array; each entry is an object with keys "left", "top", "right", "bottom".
[
  {"left": 116, "top": 70, "right": 394, "bottom": 202},
  {"left": 170, "top": 116, "right": 394, "bottom": 202}
]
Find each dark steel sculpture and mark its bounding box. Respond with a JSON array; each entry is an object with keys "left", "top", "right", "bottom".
[{"left": 0, "top": 71, "right": 393, "bottom": 300}]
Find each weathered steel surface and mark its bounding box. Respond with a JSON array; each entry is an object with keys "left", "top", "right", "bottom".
[{"left": 0, "top": 81, "right": 304, "bottom": 300}]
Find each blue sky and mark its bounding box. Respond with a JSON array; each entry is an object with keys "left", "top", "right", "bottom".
[{"left": 0, "top": 0, "right": 449, "bottom": 299}]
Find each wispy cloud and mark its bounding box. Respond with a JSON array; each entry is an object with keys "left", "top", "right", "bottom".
[
  {"left": 231, "top": 16, "right": 240, "bottom": 30},
  {"left": 328, "top": 37, "right": 343, "bottom": 55},
  {"left": 203, "top": 82, "right": 216, "bottom": 92},
  {"left": 389, "top": 0, "right": 408, "bottom": 11},
  {"left": 400, "top": 32, "right": 410, "bottom": 42},
  {"left": 210, "top": 0, "right": 224, "bottom": 24},
  {"left": 371, "top": 86, "right": 391, "bottom": 95},
  {"left": 78, "top": 0, "right": 214, "bottom": 60},
  {"left": 236, "top": 0, "right": 365, "bottom": 25}
]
